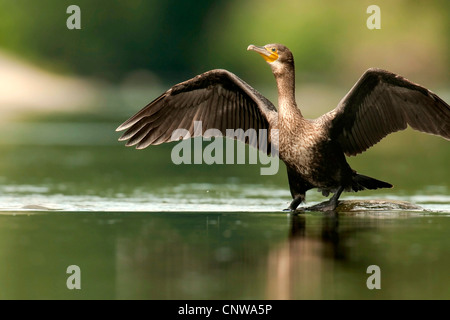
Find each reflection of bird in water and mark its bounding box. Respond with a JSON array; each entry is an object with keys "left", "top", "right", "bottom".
[
  {"left": 117, "top": 44, "right": 450, "bottom": 211},
  {"left": 266, "top": 213, "right": 382, "bottom": 299},
  {"left": 289, "top": 214, "right": 345, "bottom": 260},
  {"left": 266, "top": 214, "right": 344, "bottom": 299}
]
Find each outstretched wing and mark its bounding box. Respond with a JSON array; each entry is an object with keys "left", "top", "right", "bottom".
[
  {"left": 322, "top": 68, "right": 450, "bottom": 156},
  {"left": 116, "top": 69, "right": 278, "bottom": 152}
]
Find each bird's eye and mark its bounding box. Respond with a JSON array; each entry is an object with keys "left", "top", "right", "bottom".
[{"left": 271, "top": 48, "right": 276, "bottom": 53}]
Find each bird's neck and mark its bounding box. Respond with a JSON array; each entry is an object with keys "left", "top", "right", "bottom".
[{"left": 274, "top": 66, "right": 302, "bottom": 122}]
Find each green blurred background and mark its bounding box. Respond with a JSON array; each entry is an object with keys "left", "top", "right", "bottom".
[
  {"left": 0, "top": 0, "right": 449, "bottom": 125},
  {"left": 0, "top": 0, "right": 448, "bottom": 126},
  {"left": 0, "top": 0, "right": 449, "bottom": 202},
  {"left": 0, "top": 0, "right": 448, "bottom": 82}
]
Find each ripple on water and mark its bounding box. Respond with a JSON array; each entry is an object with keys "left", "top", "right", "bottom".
[{"left": 0, "top": 183, "right": 449, "bottom": 213}]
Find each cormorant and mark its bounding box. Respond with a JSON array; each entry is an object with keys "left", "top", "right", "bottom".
[{"left": 116, "top": 44, "right": 450, "bottom": 211}]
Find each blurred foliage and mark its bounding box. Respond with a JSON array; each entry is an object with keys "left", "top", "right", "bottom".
[
  {"left": 205, "top": 0, "right": 450, "bottom": 85},
  {"left": 0, "top": 0, "right": 224, "bottom": 81},
  {"left": 0, "top": 0, "right": 448, "bottom": 84}
]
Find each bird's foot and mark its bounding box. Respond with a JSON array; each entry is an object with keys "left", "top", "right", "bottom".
[
  {"left": 283, "top": 207, "right": 307, "bottom": 214},
  {"left": 285, "top": 195, "right": 306, "bottom": 213},
  {"left": 303, "top": 200, "right": 339, "bottom": 212}
]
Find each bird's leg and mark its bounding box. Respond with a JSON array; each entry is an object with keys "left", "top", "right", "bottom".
[
  {"left": 305, "top": 186, "right": 344, "bottom": 212},
  {"left": 283, "top": 194, "right": 305, "bottom": 212}
]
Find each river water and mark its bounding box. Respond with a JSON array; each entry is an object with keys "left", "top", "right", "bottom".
[{"left": 0, "top": 119, "right": 448, "bottom": 299}]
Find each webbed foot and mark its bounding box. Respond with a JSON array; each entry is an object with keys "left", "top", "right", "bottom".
[
  {"left": 304, "top": 200, "right": 339, "bottom": 212},
  {"left": 301, "top": 186, "right": 344, "bottom": 213}
]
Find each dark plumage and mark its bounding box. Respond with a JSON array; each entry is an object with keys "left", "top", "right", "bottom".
[{"left": 117, "top": 43, "right": 450, "bottom": 211}]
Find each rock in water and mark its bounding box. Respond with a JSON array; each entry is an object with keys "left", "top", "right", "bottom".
[{"left": 336, "top": 199, "right": 424, "bottom": 212}]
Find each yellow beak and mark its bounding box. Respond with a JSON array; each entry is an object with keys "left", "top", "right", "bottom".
[{"left": 247, "top": 45, "right": 278, "bottom": 63}]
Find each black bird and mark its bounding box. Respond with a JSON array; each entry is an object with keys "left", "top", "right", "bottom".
[{"left": 116, "top": 44, "right": 450, "bottom": 211}]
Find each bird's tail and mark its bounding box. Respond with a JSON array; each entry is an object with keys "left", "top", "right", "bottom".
[{"left": 352, "top": 174, "right": 393, "bottom": 192}]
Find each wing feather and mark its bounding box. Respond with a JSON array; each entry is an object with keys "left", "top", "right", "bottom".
[
  {"left": 117, "top": 69, "right": 277, "bottom": 154},
  {"left": 323, "top": 68, "right": 450, "bottom": 156}
]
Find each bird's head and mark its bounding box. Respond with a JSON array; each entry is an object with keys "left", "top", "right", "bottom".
[{"left": 247, "top": 43, "right": 294, "bottom": 75}]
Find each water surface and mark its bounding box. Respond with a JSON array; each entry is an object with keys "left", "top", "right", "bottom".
[{"left": 0, "top": 119, "right": 449, "bottom": 299}]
